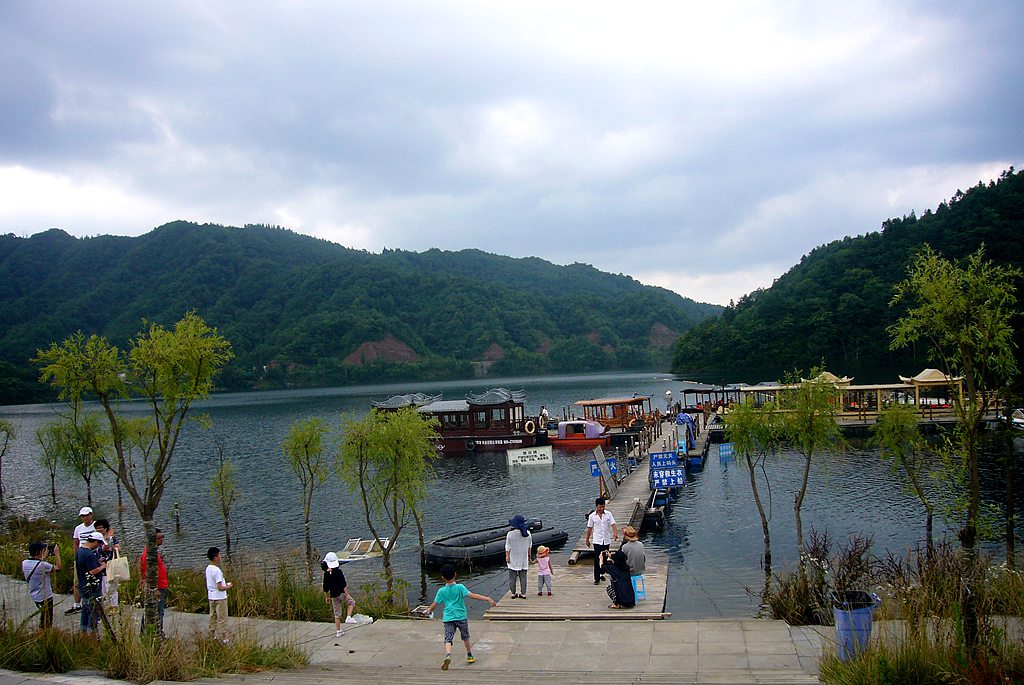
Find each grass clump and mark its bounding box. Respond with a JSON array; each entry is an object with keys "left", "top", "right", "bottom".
[
  {"left": 0, "top": 613, "right": 307, "bottom": 683},
  {"left": 768, "top": 534, "right": 1024, "bottom": 684}
]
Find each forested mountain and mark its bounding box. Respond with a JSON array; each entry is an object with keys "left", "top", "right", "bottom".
[
  {"left": 672, "top": 168, "right": 1024, "bottom": 384},
  {"left": 0, "top": 222, "right": 721, "bottom": 404}
]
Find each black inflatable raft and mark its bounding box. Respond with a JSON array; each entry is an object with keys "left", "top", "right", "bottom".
[{"left": 423, "top": 519, "right": 569, "bottom": 567}]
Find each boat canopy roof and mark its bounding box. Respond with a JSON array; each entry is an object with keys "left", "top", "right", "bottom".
[
  {"left": 465, "top": 388, "right": 527, "bottom": 406},
  {"left": 370, "top": 392, "right": 441, "bottom": 409},
  {"left": 374, "top": 387, "right": 525, "bottom": 414},
  {"left": 574, "top": 395, "right": 651, "bottom": 407},
  {"left": 557, "top": 420, "right": 606, "bottom": 439}
]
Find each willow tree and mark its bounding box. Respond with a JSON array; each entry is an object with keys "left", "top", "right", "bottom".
[
  {"left": 778, "top": 369, "right": 844, "bottom": 574},
  {"left": 889, "top": 245, "right": 1019, "bottom": 647},
  {"left": 0, "top": 419, "right": 14, "bottom": 507},
  {"left": 210, "top": 438, "right": 240, "bottom": 558},
  {"left": 36, "top": 312, "right": 232, "bottom": 634},
  {"left": 725, "top": 398, "right": 782, "bottom": 571},
  {"left": 55, "top": 409, "right": 106, "bottom": 507},
  {"left": 283, "top": 417, "right": 330, "bottom": 577},
  {"left": 337, "top": 407, "right": 438, "bottom": 595},
  {"left": 36, "top": 421, "right": 62, "bottom": 503},
  {"left": 873, "top": 402, "right": 935, "bottom": 558}
]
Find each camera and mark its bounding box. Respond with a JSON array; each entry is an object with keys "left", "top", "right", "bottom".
[{"left": 46, "top": 543, "right": 57, "bottom": 555}]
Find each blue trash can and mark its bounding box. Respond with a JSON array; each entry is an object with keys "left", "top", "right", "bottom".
[{"left": 831, "top": 591, "right": 880, "bottom": 662}]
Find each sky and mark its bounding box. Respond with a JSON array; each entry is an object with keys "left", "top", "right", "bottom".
[{"left": 1, "top": 2, "right": 1021, "bottom": 306}]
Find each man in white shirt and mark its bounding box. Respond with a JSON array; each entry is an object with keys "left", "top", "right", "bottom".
[
  {"left": 585, "top": 497, "right": 617, "bottom": 585},
  {"left": 68, "top": 506, "right": 96, "bottom": 614},
  {"left": 206, "top": 546, "right": 233, "bottom": 643}
]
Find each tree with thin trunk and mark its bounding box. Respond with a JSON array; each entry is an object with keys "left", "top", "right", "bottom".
[
  {"left": 337, "top": 407, "right": 438, "bottom": 596},
  {"left": 210, "top": 438, "right": 239, "bottom": 558},
  {"left": 36, "top": 421, "right": 63, "bottom": 504},
  {"left": 889, "top": 245, "right": 1020, "bottom": 648},
  {"left": 56, "top": 409, "right": 106, "bottom": 506},
  {"left": 0, "top": 419, "right": 15, "bottom": 507},
  {"left": 725, "top": 397, "right": 782, "bottom": 571},
  {"left": 35, "top": 312, "right": 232, "bottom": 635},
  {"left": 778, "top": 368, "right": 844, "bottom": 582},
  {"left": 283, "top": 417, "right": 330, "bottom": 579},
  {"left": 873, "top": 402, "right": 935, "bottom": 559}
]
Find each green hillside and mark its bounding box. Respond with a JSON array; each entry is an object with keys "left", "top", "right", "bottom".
[
  {"left": 672, "top": 168, "right": 1024, "bottom": 384},
  {"left": 0, "top": 222, "right": 721, "bottom": 404}
]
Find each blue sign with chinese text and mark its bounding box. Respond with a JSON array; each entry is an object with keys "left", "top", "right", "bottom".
[
  {"left": 650, "top": 467, "right": 686, "bottom": 488},
  {"left": 589, "top": 460, "right": 600, "bottom": 477},
  {"left": 650, "top": 452, "right": 679, "bottom": 468}
]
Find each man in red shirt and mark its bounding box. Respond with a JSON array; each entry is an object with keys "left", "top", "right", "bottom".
[{"left": 139, "top": 529, "right": 169, "bottom": 636}]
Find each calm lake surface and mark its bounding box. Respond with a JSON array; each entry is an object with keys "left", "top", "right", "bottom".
[{"left": 2, "top": 371, "right": 1021, "bottom": 619}]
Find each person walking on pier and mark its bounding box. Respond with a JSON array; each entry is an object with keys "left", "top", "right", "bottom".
[
  {"left": 585, "top": 497, "right": 617, "bottom": 585},
  {"left": 505, "top": 514, "right": 533, "bottom": 598}
]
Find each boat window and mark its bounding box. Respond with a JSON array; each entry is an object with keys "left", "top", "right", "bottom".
[
  {"left": 473, "top": 410, "right": 487, "bottom": 429},
  {"left": 491, "top": 408, "right": 507, "bottom": 426}
]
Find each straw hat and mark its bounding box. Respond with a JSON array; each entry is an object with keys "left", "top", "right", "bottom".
[
  {"left": 623, "top": 526, "right": 639, "bottom": 540},
  {"left": 536, "top": 545, "right": 549, "bottom": 557}
]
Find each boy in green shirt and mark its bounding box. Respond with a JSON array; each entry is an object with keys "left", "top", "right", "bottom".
[{"left": 427, "top": 564, "right": 496, "bottom": 670}]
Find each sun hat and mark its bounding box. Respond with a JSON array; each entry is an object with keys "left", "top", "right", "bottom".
[
  {"left": 536, "top": 546, "right": 549, "bottom": 557},
  {"left": 323, "top": 551, "right": 340, "bottom": 569},
  {"left": 81, "top": 531, "right": 105, "bottom": 543},
  {"left": 623, "top": 526, "right": 639, "bottom": 540},
  {"left": 78, "top": 506, "right": 93, "bottom": 516},
  {"left": 508, "top": 514, "right": 526, "bottom": 528}
]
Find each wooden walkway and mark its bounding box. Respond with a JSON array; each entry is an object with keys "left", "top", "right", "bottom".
[{"left": 486, "top": 421, "right": 672, "bottom": 621}]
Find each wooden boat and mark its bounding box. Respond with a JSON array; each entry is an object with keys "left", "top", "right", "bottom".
[
  {"left": 574, "top": 395, "right": 656, "bottom": 431},
  {"left": 422, "top": 519, "right": 569, "bottom": 567},
  {"left": 336, "top": 537, "right": 392, "bottom": 563},
  {"left": 371, "top": 388, "right": 541, "bottom": 455},
  {"left": 547, "top": 419, "right": 610, "bottom": 450}
]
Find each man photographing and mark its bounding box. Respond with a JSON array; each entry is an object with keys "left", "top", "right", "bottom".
[{"left": 23, "top": 541, "right": 61, "bottom": 628}]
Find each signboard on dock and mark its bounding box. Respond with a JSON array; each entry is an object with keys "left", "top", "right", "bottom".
[
  {"left": 649, "top": 451, "right": 679, "bottom": 468},
  {"left": 507, "top": 445, "right": 553, "bottom": 466},
  {"left": 650, "top": 467, "right": 686, "bottom": 488}
]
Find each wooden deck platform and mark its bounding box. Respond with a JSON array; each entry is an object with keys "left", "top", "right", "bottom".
[{"left": 485, "top": 421, "right": 673, "bottom": 621}]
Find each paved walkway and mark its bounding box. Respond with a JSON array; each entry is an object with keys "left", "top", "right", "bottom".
[{"left": 0, "top": 577, "right": 825, "bottom": 684}]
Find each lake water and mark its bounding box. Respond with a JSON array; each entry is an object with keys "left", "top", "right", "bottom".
[{"left": 2, "top": 371, "right": 1020, "bottom": 619}]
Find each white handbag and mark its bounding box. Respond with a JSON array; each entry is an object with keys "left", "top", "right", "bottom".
[{"left": 107, "top": 550, "right": 131, "bottom": 582}]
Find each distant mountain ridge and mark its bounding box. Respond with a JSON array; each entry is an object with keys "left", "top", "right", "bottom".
[
  {"left": 671, "top": 168, "right": 1024, "bottom": 384},
  {"left": 0, "top": 222, "right": 721, "bottom": 404}
]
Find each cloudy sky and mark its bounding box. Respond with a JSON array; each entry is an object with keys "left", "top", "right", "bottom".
[{"left": 2, "top": 2, "right": 1021, "bottom": 305}]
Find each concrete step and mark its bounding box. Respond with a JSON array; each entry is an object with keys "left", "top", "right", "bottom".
[{"left": 215, "top": 666, "right": 820, "bottom": 685}]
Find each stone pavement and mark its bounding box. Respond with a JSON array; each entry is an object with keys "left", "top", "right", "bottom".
[{"left": 1, "top": 576, "right": 826, "bottom": 684}]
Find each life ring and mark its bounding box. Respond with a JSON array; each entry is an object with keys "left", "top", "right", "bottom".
[
  {"left": 465, "top": 440, "right": 476, "bottom": 451},
  {"left": 628, "top": 418, "right": 637, "bottom": 428},
  {"left": 524, "top": 420, "right": 536, "bottom": 435}
]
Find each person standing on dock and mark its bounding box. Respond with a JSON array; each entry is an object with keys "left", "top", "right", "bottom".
[
  {"left": 505, "top": 514, "right": 533, "bottom": 598},
  {"left": 585, "top": 497, "right": 617, "bottom": 585}
]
